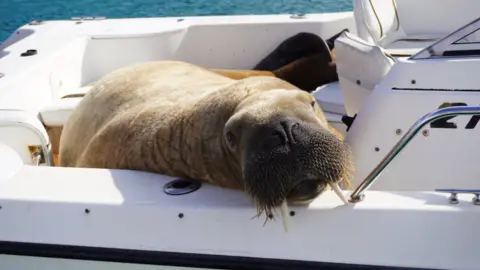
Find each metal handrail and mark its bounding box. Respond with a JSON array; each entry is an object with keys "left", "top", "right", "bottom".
[
  {"left": 349, "top": 105, "right": 480, "bottom": 203},
  {"left": 410, "top": 17, "right": 480, "bottom": 59}
]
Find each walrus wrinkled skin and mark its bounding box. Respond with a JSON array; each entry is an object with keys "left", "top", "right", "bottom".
[{"left": 59, "top": 60, "right": 354, "bottom": 219}]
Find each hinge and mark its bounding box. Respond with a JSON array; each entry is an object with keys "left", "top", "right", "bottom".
[{"left": 28, "top": 145, "right": 45, "bottom": 166}]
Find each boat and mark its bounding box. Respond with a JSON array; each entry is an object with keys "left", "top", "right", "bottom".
[{"left": 1, "top": 0, "right": 480, "bottom": 269}]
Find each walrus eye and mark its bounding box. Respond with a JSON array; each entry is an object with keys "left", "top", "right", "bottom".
[{"left": 225, "top": 131, "right": 236, "bottom": 148}]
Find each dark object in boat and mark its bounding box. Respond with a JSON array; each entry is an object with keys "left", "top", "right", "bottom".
[
  {"left": 252, "top": 29, "right": 349, "bottom": 91},
  {"left": 341, "top": 114, "right": 357, "bottom": 132},
  {"left": 253, "top": 32, "right": 331, "bottom": 71},
  {"left": 253, "top": 30, "right": 348, "bottom": 71}
]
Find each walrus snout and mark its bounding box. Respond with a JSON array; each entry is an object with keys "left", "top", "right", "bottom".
[{"left": 242, "top": 116, "right": 354, "bottom": 216}]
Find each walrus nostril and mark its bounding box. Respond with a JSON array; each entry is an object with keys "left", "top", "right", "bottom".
[
  {"left": 279, "top": 120, "right": 300, "bottom": 145},
  {"left": 254, "top": 119, "right": 302, "bottom": 149},
  {"left": 289, "top": 122, "right": 300, "bottom": 143}
]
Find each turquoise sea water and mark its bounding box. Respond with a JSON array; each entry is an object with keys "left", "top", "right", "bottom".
[{"left": 1, "top": 0, "right": 352, "bottom": 42}]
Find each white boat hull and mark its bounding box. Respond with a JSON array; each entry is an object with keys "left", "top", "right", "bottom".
[
  {"left": 0, "top": 166, "right": 479, "bottom": 270},
  {"left": 2, "top": 1, "right": 480, "bottom": 269}
]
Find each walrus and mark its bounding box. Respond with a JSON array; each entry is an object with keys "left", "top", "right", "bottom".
[{"left": 58, "top": 60, "right": 354, "bottom": 230}]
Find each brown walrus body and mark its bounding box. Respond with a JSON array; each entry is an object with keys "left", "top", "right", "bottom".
[
  {"left": 272, "top": 53, "right": 338, "bottom": 91},
  {"left": 252, "top": 31, "right": 348, "bottom": 91},
  {"left": 59, "top": 60, "right": 354, "bottom": 220},
  {"left": 210, "top": 49, "right": 338, "bottom": 91}
]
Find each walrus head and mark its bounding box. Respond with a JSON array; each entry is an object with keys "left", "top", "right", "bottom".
[{"left": 223, "top": 88, "right": 355, "bottom": 222}]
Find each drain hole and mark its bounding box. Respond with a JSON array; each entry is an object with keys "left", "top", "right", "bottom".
[
  {"left": 163, "top": 178, "right": 202, "bottom": 196},
  {"left": 172, "top": 180, "right": 191, "bottom": 189}
]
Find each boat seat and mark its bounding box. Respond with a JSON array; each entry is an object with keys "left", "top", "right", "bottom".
[
  {"left": 38, "top": 98, "right": 83, "bottom": 165},
  {"left": 59, "top": 85, "right": 92, "bottom": 99},
  {"left": 39, "top": 98, "right": 83, "bottom": 127},
  {"left": 313, "top": 82, "right": 348, "bottom": 137},
  {"left": 313, "top": 82, "right": 346, "bottom": 116},
  {"left": 353, "top": 0, "right": 480, "bottom": 56},
  {"left": 312, "top": 32, "right": 396, "bottom": 136},
  {"left": 384, "top": 39, "right": 438, "bottom": 57},
  {"left": 334, "top": 31, "right": 395, "bottom": 117}
]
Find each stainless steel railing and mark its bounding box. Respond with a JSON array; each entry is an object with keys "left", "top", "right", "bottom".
[{"left": 349, "top": 105, "right": 480, "bottom": 203}]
